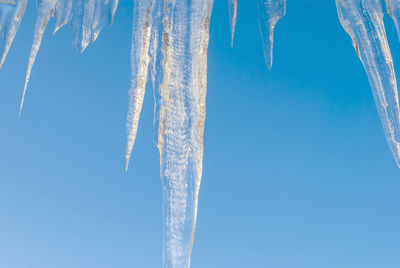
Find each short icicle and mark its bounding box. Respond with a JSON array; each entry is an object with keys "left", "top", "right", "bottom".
[
  {"left": 53, "top": 0, "right": 119, "bottom": 52},
  {"left": 228, "top": 0, "right": 237, "bottom": 46},
  {"left": 257, "top": 0, "right": 286, "bottom": 70},
  {"left": 385, "top": 0, "right": 400, "bottom": 40}
]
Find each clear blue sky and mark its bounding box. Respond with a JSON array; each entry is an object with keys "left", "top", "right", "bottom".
[{"left": 1, "top": 1, "right": 400, "bottom": 267}]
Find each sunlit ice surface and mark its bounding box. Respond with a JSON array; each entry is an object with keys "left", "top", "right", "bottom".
[{"left": 2, "top": 1, "right": 400, "bottom": 267}]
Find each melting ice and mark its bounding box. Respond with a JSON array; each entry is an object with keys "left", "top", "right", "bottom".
[
  {"left": 0, "top": 0, "right": 26, "bottom": 69},
  {"left": 228, "top": 0, "right": 237, "bottom": 46},
  {"left": 257, "top": 0, "right": 286, "bottom": 69},
  {"left": 126, "top": 1, "right": 213, "bottom": 266},
  {"left": 336, "top": 0, "right": 400, "bottom": 166},
  {"left": 19, "top": 0, "right": 119, "bottom": 115},
  {"left": 1, "top": 1, "right": 400, "bottom": 267}
]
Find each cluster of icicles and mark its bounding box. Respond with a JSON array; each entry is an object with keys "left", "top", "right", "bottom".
[{"left": 1, "top": 0, "right": 400, "bottom": 267}]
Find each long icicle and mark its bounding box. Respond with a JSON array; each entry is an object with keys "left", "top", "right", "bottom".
[
  {"left": 19, "top": 0, "right": 57, "bottom": 117},
  {"left": 0, "top": 0, "right": 26, "bottom": 69},
  {"left": 257, "top": 0, "right": 285, "bottom": 70},
  {"left": 336, "top": 0, "right": 400, "bottom": 166},
  {"left": 156, "top": 0, "right": 214, "bottom": 267},
  {"left": 125, "top": 0, "right": 155, "bottom": 170}
]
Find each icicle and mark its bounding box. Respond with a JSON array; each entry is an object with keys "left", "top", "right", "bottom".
[
  {"left": 125, "top": 0, "right": 155, "bottom": 170},
  {"left": 126, "top": 1, "right": 214, "bottom": 265},
  {"left": 19, "top": 0, "right": 57, "bottom": 116},
  {"left": 257, "top": 0, "right": 285, "bottom": 70},
  {"left": 385, "top": 0, "right": 400, "bottom": 41},
  {"left": 0, "top": 0, "right": 26, "bottom": 69},
  {"left": 336, "top": 0, "right": 400, "bottom": 166},
  {"left": 228, "top": 0, "right": 237, "bottom": 47},
  {"left": 0, "top": 1, "right": 16, "bottom": 5},
  {"left": 156, "top": 0, "right": 213, "bottom": 267},
  {"left": 53, "top": 0, "right": 118, "bottom": 52},
  {"left": 52, "top": 0, "right": 73, "bottom": 33},
  {"left": 149, "top": 0, "right": 164, "bottom": 155},
  {"left": 18, "top": 0, "right": 119, "bottom": 115}
]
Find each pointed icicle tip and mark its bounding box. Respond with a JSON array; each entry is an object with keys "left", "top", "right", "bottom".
[
  {"left": 385, "top": 0, "right": 400, "bottom": 41},
  {"left": 74, "top": 40, "right": 89, "bottom": 54},
  {"left": 125, "top": 139, "right": 134, "bottom": 172},
  {"left": 336, "top": 0, "right": 400, "bottom": 167},
  {"left": 228, "top": 0, "right": 237, "bottom": 47},
  {"left": 19, "top": 0, "right": 56, "bottom": 118},
  {"left": 125, "top": 156, "right": 130, "bottom": 172},
  {"left": 257, "top": 0, "right": 286, "bottom": 70},
  {"left": 0, "top": 0, "right": 27, "bottom": 70},
  {"left": 124, "top": 0, "right": 155, "bottom": 174}
]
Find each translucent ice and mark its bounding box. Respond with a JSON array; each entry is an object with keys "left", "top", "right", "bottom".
[
  {"left": 126, "top": 1, "right": 214, "bottom": 266},
  {"left": 0, "top": 0, "right": 26, "bottom": 69},
  {"left": 257, "top": 0, "right": 285, "bottom": 69},
  {"left": 2, "top": 1, "right": 400, "bottom": 268},
  {"left": 336, "top": 0, "right": 400, "bottom": 166},
  {"left": 157, "top": 1, "right": 213, "bottom": 266},
  {"left": 53, "top": 0, "right": 119, "bottom": 52},
  {"left": 19, "top": 0, "right": 118, "bottom": 114},
  {"left": 126, "top": 0, "right": 155, "bottom": 169},
  {"left": 386, "top": 0, "right": 400, "bottom": 40},
  {"left": 228, "top": 0, "right": 237, "bottom": 46},
  {"left": 20, "top": 0, "right": 57, "bottom": 116}
]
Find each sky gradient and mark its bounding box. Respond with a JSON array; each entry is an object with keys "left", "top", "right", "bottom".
[{"left": 1, "top": 1, "right": 400, "bottom": 267}]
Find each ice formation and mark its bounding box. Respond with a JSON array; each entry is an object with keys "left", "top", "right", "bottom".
[
  {"left": 228, "top": 0, "right": 237, "bottom": 46},
  {"left": 0, "top": 0, "right": 26, "bottom": 69},
  {"left": 18, "top": 0, "right": 118, "bottom": 115},
  {"left": 257, "top": 0, "right": 286, "bottom": 69},
  {"left": 335, "top": 0, "right": 400, "bottom": 166},
  {"left": 19, "top": 0, "right": 57, "bottom": 116},
  {"left": 126, "top": 1, "right": 213, "bottom": 266},
  {"left": 126, "top": 0, "right": 154, "bottom": 171},
  {"left": 386, "top": 0, "right": 400, "bottom": 40},
  {"left": 2, "top": 0, "right": 400, "bottom": 267}
]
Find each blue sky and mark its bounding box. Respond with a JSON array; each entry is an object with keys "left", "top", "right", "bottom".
[{"left": 1, "top": 1, "right": 400, "bottom": 267}]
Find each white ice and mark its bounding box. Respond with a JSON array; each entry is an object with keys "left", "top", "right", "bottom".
[
  {"left": 2, "top": 1, "right": 400, "bottom": 268},
  {"left": 257, "top": 0, "right": 285, "bottom": 70},
  {"left": 228, "top": 0, "right": 237, "bottom": 46},
  {"left": 18, "top": 0, "right": 118, "bottom": 114},
  {"left": 336, "top": 0, "right": 400, "bottom": 167},
  {"left": 0, "top": 0, "right": 26, "bottom": 69},
  {"left": 126, "top": 0, "right": 214, "bottom": 267},
  {"left": 126, "top": 0, "right": 154, "bottom": 170},
  {"left": 386, "top": 0, "right": 400, "bottom": 40}
]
